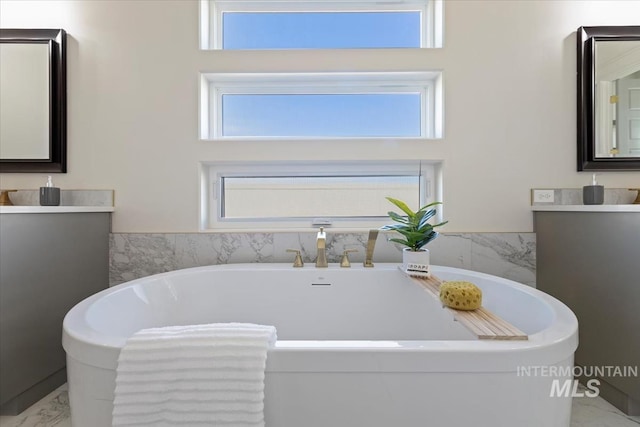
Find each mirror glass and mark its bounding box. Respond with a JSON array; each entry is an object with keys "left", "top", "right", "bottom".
[
  {"left": 577, "top": 26, "right": 640, "bottom": 171},
  {"left": 0, "top": 43, "right": 51, "bottom": 159},
  {"left": 0, "top": 29, "right": 66, "bottom": 173},
  {"left": 594, "top": 40, "right": 640, "bottom": 158}
]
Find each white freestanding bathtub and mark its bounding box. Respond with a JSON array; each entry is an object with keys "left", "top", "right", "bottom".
[{"left": 63, "top": 264, "right": 578, "bottom": 427}]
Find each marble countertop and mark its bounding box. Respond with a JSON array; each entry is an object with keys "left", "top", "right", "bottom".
[
  {"left": 0, "top": 206, "right": 114, "bottom": 214},
  {"left": 532, "top": 205, "right": 640, "bottom": 212}
]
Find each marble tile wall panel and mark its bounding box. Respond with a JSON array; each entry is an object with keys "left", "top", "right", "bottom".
[
  {"left": 468, "top": 233, "right": 536, "bottom": 287},
  {"left": 6, "top": 189, "right": 114, "bottom": 206},
  {"left": 175, "top": 233, "right": 275, "bottom": 267},
  {"left": 110, "top": 234, "right": 178, "bottom": 284},
  {"left": 110, "top": 232, "right": 536, "bottom": 287}
]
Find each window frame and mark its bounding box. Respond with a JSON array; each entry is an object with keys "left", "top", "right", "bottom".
[
  {"left": 200, "top": 160, "right": 442, "bottom": 231},
  {"left": 201, "top": 0, "right": 443, "bottom": 50},
  {"left": 200, "top": 71, "right": 443, "bottom": 140}
]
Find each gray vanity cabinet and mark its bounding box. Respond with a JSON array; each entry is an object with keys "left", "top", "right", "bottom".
[
  {"left": 534, "top": 209, "right": 639, "bottom": 415},
  {"left": 0, "top": 210, "right": 110, "bottom": 414}
]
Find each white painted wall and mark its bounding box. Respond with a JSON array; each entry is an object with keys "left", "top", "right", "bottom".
[{"left": 1, "top": 0, "right": 639, "bottom": 232}]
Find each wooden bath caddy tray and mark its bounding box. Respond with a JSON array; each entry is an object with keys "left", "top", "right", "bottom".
[{"left": 405, "top": 273, "right": 528, "bottom": 341}]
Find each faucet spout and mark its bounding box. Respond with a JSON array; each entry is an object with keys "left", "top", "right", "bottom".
[
  {"left": 364, "top": 229, "right": 379, "bottom": 267},
  {"left": 316, "top": 227, "right": 328, "bottom": 268}
]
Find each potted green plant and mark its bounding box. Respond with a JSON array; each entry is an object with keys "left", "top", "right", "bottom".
[{"left": 380, "top": 197, "right": 448, "bottom": 277}]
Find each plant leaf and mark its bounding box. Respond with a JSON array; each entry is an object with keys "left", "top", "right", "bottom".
[
  {"left": 380, "top": 223, "right": 406, "bottom": 231},
  {"left": 387, "top": 211, "right": 409, "bottom": 224},
  {"left": 417, "top": 209, "right": 436, "bottom": 229},
  {"left": 418, "top": 201, "right": 442, "bottom": 212},
  {"left": 388, "top": 238, "right": 412, "bottom": 248},
  {"left": 416, "top": 231, "right": 438, "bottom": 248},
  {"left": 385, "top": 197, "right": 415, "bottom": 219},
  {"left": 431, "top": 220, "right": 449, "bottom": 228}
]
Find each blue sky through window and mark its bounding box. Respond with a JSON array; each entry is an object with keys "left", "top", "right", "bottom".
[
  {"left": 222, "top": 93, "right": 422, "bottom": 137},
  {"left": 222, "top": 12, "right": 421, "bottom": 49}
]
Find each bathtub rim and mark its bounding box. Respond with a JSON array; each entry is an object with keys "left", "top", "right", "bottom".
[{"left": 62, "top": 263, "right": 578, "bottom": 372}]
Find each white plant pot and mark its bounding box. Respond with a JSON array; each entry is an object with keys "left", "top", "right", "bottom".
[{"left": 402, "top": 247, "right": 431, "bottom": 277}]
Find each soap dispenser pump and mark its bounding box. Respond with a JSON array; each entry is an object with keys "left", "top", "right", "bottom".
[
  {"left": 582, "top": 173, "right": 604, "bottom": 205},
  {"left": 40, "top": 175, "right": 60, "bottom": 206}
]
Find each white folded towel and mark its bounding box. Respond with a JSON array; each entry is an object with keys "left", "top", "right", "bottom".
[{"left": 112, "top": 323, "right": 277, "bottom": 427}]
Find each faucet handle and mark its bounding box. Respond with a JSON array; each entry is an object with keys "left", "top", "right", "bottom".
[
  {"left": 286, "top": 249, "right": 304, "bottom": 268},
  {"left": 340, "top": 249, "right": 358, "bottom": 268}
]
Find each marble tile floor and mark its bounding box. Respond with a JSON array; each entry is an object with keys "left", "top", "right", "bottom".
[
  {"left": 0, "top": 385, "right": 70, "bottom": 427},
  {"left": 1, "top": 383, "right": 639, "bottom": 427}
]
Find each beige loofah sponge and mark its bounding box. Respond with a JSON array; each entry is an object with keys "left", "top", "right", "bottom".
[{"left": 439, "top": 281, "right": 482, "bottom": 311}]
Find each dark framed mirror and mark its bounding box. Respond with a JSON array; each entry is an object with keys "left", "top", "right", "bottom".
[
  {"left": 577, "top": 26, "right": 640, "bottom": 171},
  {"left": 0, "top": 28, "right": 66, "bottom": 173}
]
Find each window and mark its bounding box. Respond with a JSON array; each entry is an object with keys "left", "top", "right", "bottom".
[
  {"left": 201, "top": 0, "right": 443, "bottom": 50},
  {"left": 200, "top": 72, "right": 443, "bottom": 139},
  {"left": 201, "top": 161, "right": 441, "bottom": 230},
  {"left": 198, "top": 1, "right": 445, "bottom": 231}
]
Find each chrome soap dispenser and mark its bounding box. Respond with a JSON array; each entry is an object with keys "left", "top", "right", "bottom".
[{"left": 40, "top": 175, "right": 60, "bottom": 206}]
